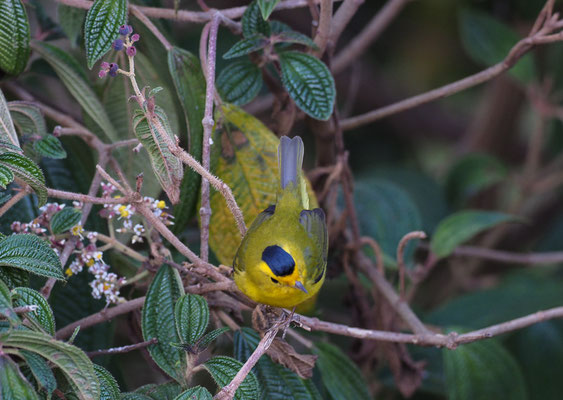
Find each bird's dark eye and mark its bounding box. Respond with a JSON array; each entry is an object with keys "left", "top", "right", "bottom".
[{"left": 271, "top": 278, "right": 279, "bottom": 284}]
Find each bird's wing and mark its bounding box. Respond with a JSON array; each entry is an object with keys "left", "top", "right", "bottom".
[
  {"left": 234, "top": 205, "right": 275, "bottom": 273},
  {"left": 299, "top": 208, "right": 328, "bottom": 281}
]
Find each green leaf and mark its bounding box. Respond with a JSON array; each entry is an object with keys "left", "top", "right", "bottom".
[
  {"left": 242, "top": 0, "right": 271, "bottom": 38},
  {"left": 174, "top": 294, "right": 209, "bottom": 345},
  {"left": 4, "top": 330, "right": 100, "bottom": 400},
  {"left": 0, "top": 278, "right": 19, "bottom": 324},
  {"left": 0, "top": 356, "right": 39, "bottom": 400},
  {"left": 20, "top": 350, "right": 56, "bottom": 397},
  {"left": 0, "top": 0, "right": 30, "bottom": 75},
  {"left": 94, "top": 364, "right": 120, "bottom": 400},
  {"left": 8, "top": 101, "right": 48, "bottom": 138},
  {"left": 278, "top": 51, "right": 335, "bottom": 120},
  {"left": 58, "top": 4, "right": 86, "bottom": 47},
  {"left": 204, "top": 356, "right": 260, "bottom": 400},
  {"left": 0, "top": 89, "right": 20, "bottom": 147},
  {"left": 84, "top": 0, "right": 128, "bottom": 69},
  {"left": 32, "top": 41, "right": 119, "bottom": 142},
  {"left": 50, "top": 207, "right": 82, "bottom": 235},
  {"left": 0, "top": 266, "right": 28, "bottom": 289},
  {"left": 34, "top": 135, "right": 67, "bottom": 159},
  {"left": 0, "top": 152, "right": 47, "bottom": 206},
  {"left": 12, "top": 287, "right": 56, "bottom": 335},
  {"left": 174, "top": 387, "right": 213, "bottom": 400},
  {"left": 0, "top": 164, "right": 14, "bottom": 188},
  {"left": 136, "top": 382, "right": 182, "bottom": 400},
  {"left": 196, "top": 327, "right": 230, "bottom": 351},
  {"left": 142, "top": 264, "right": 186, "bottom": 383},
  {"left": 313, "top": 342, "right": 370, "bottom": 400},
  {"left": 122, "top": 394, "right": 154, "bottom": 400},
  {"left": 443, "top": 338, "right": 527, "bottom": 400},
  {"left": 0, "top": 234, "right": 64, "bottom": 280},
  {"left": 275, "top": 31, "right": 317, "bottom": 49},
  {"left": 258, "top": 0, "right": 280, "bottom": 20},
  {"left": 217, "top": 60, "right": 263, "bottom": 106},
  {"left": 167, "top": 47, "right": 206, "bottom": 232},
  {"left": 430, "top": 210, "right": 521, "bottom": 259},
  {"left": 459, "top": 9, "right": 535, "bottom": 84},
  {"left": 223, "top": 35, "right": 269, "bottom": 59},
  {"left": 132, "top": 107, "right": 183, "bottom": 204}
]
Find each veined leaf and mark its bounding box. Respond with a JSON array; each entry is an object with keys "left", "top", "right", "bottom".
[
  {"left": 0, "top": 234, "right": 64, "bottom": 280},
  {"left": 0, "top": 89, "right": 20, "bottom": 147},
  {"left": 174, "top": 387, "right": 213, "bottom": 400},
  {"left": 50, "top": 207, "right": 82, "bottom": 235},
  {"left": 167, "top": 47, "right": 206, "bottom": 232},
  {"left": 34, "top": 136, "right": 67, "bottom": 159},
  {"left": 12, "top": 287, "right": 55, "bottom": 335},
  {"left": 430, "top": 210, "right": 521, "bottom": 259},
  {"left": 223, "top": 35, "right": 269, "bottom": 59},
  {"left": 135, "top": 382, "right": 182, "bottom": 399},
  {"left": 275, "top": 31, "right": 317, "bottom": 49},
  {"left": 197, "top": 327, "right": 230, "bottom": 352},
  {"left": 313, "top": 342, "right": 371, "bottom": 400},
  {"left": 58, "top": 4, "right": 86, "bottom": 47},
  {"left": 258, "top": 0, "right": 280, "bottom": 20},
  {"left": 0, "top": 151, "right": 47, "bottom": 206},
  {"left": 0, "top": 266, "right": 28, "bottom": 289},
  {"left": 174, "top": 294, "right": 209, "bottom": 346},
  {"left": 8, "top": 101, "right": 47, "bottom": 138},
  {"left": 132, "top": 107, "right": 183, "bottom": 204},
  {"left": 217, "top": 59, "right": 263, "bottom": 106},
  {"left": 94, "top": 364, "right": 120, "bottom": 400},
  {"left": 0, "top": 164, "right": 14, "bottom": 188},
  {"left": 4, "top": 330, "right": 100, "bottom": 400},
  {"left": 0, "top": 356, "right": 39, "bottom": 400},
  {"left": 142, "top": 264, "right": 186, "bottom": 383},
  {"left": 84, "top": 0, "right": 128, "bottom": 69},
  {"left": 278, "top": 51, "right": 335, "bottom": 120},
  {"left": 122, "top": 393, "right": 154, "bottom": 400},
  {"left": 204, "top": 356, "right": 259, "bottom": 400},
  {"left": 0, "top": 0, "right": 30, "bottom": 75},
  {"left": 32, "top": 41, "right": 118, "bottom": 142},
  {"left": 0, "top": 278, "right": 18, "bottom": 324},
  {"left": 242, "top": 0, "right": 271, "bottom": 38},
  {"left": 20, "top": 350, "right": 56, "bottom": 397}
]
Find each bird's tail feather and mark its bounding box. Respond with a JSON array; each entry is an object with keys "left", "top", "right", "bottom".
[{"left": 278, "top": 136, "right": 304, "bottom": 189}]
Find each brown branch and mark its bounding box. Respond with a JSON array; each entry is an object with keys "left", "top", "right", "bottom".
[
  {"left": 397, "top": 231, "right": 426, "bottom": 298},
  {"left": 0, "top": 187, "right": 29, "bottom": 218},
  {"left": 47, "top": 188, "right": 122, "bottom": 205},
  {"left": 330, "top": 0, "right": 365, "bottom": 44},
  {"left": 86, "top": 338, "right": 158, "bottom": 358},
  {"left": 313, "top": 0, "right": 334, "bottom": 56},
  {"left": 130, "top": 5, "right": 172, "bottom": 51}
]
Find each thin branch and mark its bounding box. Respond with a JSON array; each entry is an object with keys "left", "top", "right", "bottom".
[
  {"left": 47, "top": 188, "right": 122, "bottom": 205},
  {"left": 86, "top": 338, "right": 157, "bottom": 358},
  {"left": 397, "top": 231, "right": 426, "bottom": 298},
  {"left": 0, "top": 187, "right": 29, "bottom": 218},
  {"left": 130, "top": 5, "right": 172, "bottom": 51},
  {"left": 330, "top": 0, "right": 365, "bottom": 44},
  {"left": 96, "top": 233, "right": 148, "bottom": 263},
  {"left": 313, "top": 0, "right": 334, "bottom": 56}
]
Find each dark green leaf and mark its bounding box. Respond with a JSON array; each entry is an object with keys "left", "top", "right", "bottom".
[
  {"left": 174, "top": 387, "right": 213, "bottom": 400},
  {"left": 58, "top": 4, "right": 86, "bottom": 47},
  {"left": 0, "top": 266, "right": 28, "bottom": 289},
  {"left": 204, "top": 356, "right": 259, "bottom": 400},
  {"left": 94, "top": 364, "right": 120, "bottom": 400},
  {"left": 258, "top": 0, "right": 280, "bottom": 20},
  {"left": 224, "top": 35, "right": 269, "bottom": 59},
  {"left": 122, "top": 394, "right": 154, "bottom": 400},
  {"left": 0, "top": 0, "right": 30, "bottom": 75},
  {"left": 217, "top": 60, "right": 263, "bottom": 106},
  {"left": 0, "top": 356, "right": 39, "bottom": 400},
  {"left": 313, "top": 342, "right": 370, "bottom": 400},
  {"left": 0, "top": 89, "right": 20, "bottom": 147},
  {"left": 278, "top": 51, "right": 335, "bottom": 120},
  {"left": 50, "top": 207, "right": 82, "bottom": 235},
  {"left": 197, "top": 327, "right": 230, "bottom": 351},
  {"left": 84, "top": 0, "right": 128, "bottom": 69},
  {"left": 443, "top": 338, "right": 527, "bottom": 400},
  {"left": 0, "top": 164, "right": 14, "bottom": 188},
  {"left": 142, "top": 264, "right": 186, "bottom": 383},
  {"left": 174, "top": 294, "right": 209, "bottom": 345},
  {"left": 270, "top": 21, "right": 292, "bottom": 35},
  {"left": 34, "top": 136, "right": 67, "bottom": 159},
  {"left": 431, "top": 210, "right": 521, "bottom": 259},
  {"left": 8, "top": 101, "right": 48, "bottom": 137},
  {"left": 12, "top": 287, "right": 56, "bottom": 335},
  {"left": 20, "top": 350, "right": 56, "bottom": 397},
  {"left": 459, "top": 9, "right": 535, "bottom": 83},
  {"left": 135, "top": 382, "right": 182, "bottom": 400},
  {"left": 275, "top": 31, "right": 317, "bottom": 49},
  {"left": 0, "top": 278, "right": 19, "bottom": 324},
  {"left": 0, "top": 152, "right": 47, "bottom": 206},
  {"left": 0, "top": 234, "right": 64, "bottom": 280},
  {"left": 242, "top": 0, "right": 271, "bottom": 38}
]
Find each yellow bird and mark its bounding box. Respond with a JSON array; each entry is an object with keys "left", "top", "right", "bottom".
[{"left": 233, "top": 136, "right": 328, "bottom": 308}]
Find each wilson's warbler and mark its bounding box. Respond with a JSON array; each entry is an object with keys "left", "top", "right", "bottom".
[{"left": 233, "top": 136, "right": 328, "bottom": 308}]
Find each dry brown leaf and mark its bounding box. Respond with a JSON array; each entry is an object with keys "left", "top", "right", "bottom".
[{"left": 266, "top": 338, "right": 317, "bottom": 379}]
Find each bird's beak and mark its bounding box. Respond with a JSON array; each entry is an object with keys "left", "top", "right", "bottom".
[{"left": 294, "top": 281, "right": 308, "bottom": 294}]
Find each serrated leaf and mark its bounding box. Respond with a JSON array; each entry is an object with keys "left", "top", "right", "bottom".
[
  {"left": 217, "top": 60, "right": 263, "bottom": 106},
  {"left": 278, "top": 51, "right": 335, "bottom": 120},
  {"left": 0, "top": 278, "right": 19, "bottom": 324},
  {"left": 242, "top": 0, "right": 271, "bottom": 38},
  {"left": 443, "top": 338, "right": 527, "bottom": 400},
  {"left": 50, "top": 207, "right": 82, "bottom": 235},
  {"left": 34, "top": 135, "right": 67, "bottom": 159},
  {"left": 167, "top": 47, "right": 206, "bottom": 232},
  {"left": 313, "top": 343, "right": 370, "bottom": 400},
  {"left": 174, "top": 387, "right": 213, "bottom": 400},
  {"left": 0, "top": 89, "right": 20, "bottom": 147},
  {"left": 142, "top": 264, "right": 186, "bottom": 383},
  {"left": 258, "top": 0, "right": 280, "bottom": 20},
  {"left": 12, "top": 287, "right": 56, "bottom": 335},
  {"left": 8, "top": 101, "right": 48, "bottom": 138},
  {"left": 20, "top": 350, "right": 56, "bottom": 397},
  {"left": 122, "top": 394, "right": 154, "bottom": 400},
  {"left": 4, "top": 330, "right": 100, "bottom": 400},
  {"left": 430, "top": 210, "right": 521, "bottom": 259},
  {"left": 0, "top": 234, "right": 64, "bottom": 280},
  {"left": 459, "top": 9, "right": 535, "bottom": 84},
  {"left": 0, "top": 151, "right": 47, "bottom": 206},
  {"left": 136, "top": 382, "right": 182, "bottom": 400},
  {"left": 0, "top": 0, "right": 30, "bottom": 75},
  {"left": 275, "top": 31, "right": 317, "bottom": 49},
  {"left": 197, "top": 327, "right": 230, "bottom": 351},
  {"left": 84, "top": 0, "right": 128, "bottom": 69},
  {"left": 0, "top": 356, "right": 39, "bottom": 399},
  {"left": 224, "top": 35, "right": 269, "bottom": 59},
  {"left": 58, "top": 4, "right": 86, "bottom": 47},
  {"left": 0, "top": 164, "right": 14, "bottom": 188},
  {"left": 0, "top": 266, "right": 28, "bottom": 289},
  {"left": 132, "top": 107, "right": 183, "bottom": 204},
  {"left": 32, "top": 41, "right": 119, "bottom": 142},
  {"left": 204, "top": 356, "right": 260, "bottom": 400},
  {"left": 94, "top": 364, "right": 120, "bottom": 400},
  {"left": 174, "top": 294, "right": 209, "bottom": 345}
]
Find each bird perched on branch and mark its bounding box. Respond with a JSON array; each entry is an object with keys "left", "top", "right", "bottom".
[{"left": 233, "top": 135, "right": 328, "bottom": 308}]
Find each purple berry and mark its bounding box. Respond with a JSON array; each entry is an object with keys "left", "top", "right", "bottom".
[
  {"left": 119, "top": 25, "right": 130, "bottom": 36},
  {"left": 101, "top": 61, "right": 110, "bottom": 70},
  {"left": 131, "top": 33, "right": 140, "bottom": 42},
  {"left": 113, "top": 39, "right": 124, "bottom": 51},
  {"left": 126, "top": 46, "right": 137, "bottom": 57},
  {"left": 109, "top": 63, "right": 119, "bottom": 77}
]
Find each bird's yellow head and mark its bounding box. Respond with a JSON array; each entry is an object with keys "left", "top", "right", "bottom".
[{"left": 258, "top": 244, "right": 308, "bottom": 294}]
